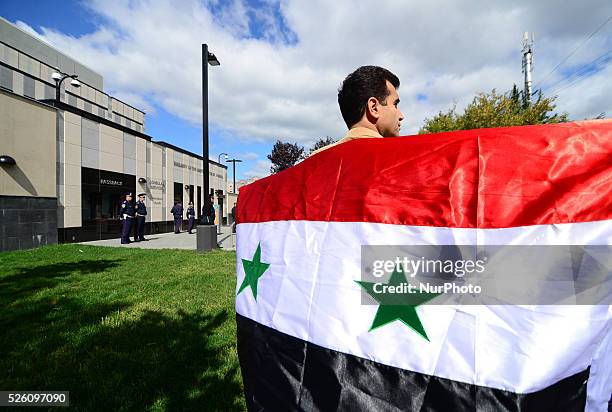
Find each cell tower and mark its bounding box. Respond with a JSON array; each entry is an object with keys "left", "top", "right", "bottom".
[{"left": 522, "top": 32, "right": 534, "bottom": 105}]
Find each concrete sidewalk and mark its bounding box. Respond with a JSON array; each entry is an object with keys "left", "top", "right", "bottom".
[{"left": 79, "top": 225, "right": 236, "bottom": 250}]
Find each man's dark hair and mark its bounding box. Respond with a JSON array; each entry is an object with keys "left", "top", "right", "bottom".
[{"left": 338, "top": 66, "right": 400, "bottom": 128}]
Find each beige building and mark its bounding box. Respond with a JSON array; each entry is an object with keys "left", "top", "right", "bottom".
[
  {"left": 0, "top": 18, "right": 228, "bottom": 250},
  {"left": 0, "top": 89, "right": 57, "bottom": 250}
]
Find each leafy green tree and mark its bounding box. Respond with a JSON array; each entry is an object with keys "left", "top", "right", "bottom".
[
  {"left": 267, "top": 140, "right": 305, "bottom": 173},
  {"left": 309, "top": 136, "right": 337, "bottom": 154},
  {"left": 419, "top": 86, "right": 568, "bottom": 134}
]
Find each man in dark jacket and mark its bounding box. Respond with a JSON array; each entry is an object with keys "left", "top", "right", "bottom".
[
  {"left": 186, "top": 201, "right": 196, "bottom": 234},
  {"left": 134, "top": 193, "right": 148, "bottom": 241},
  {"left": 231, "top": 202, "right": 237, "bottom": 233},
  {"left": 201, "top": 195, "right": 215, "bottom": 225},
  {"left": 170, "top": 201, "right": 184, "bottom": 233},
  {"left": 119, "top": 192, "right": 135, "bottom": 244}
]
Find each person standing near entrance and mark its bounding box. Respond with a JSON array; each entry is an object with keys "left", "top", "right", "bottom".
[
  {"left": 134, "top": 193, "right": 148, "bottom": 242},
  {"left": 186, "top": 201, "right": 196, "bottom": 234},
  {"left": 120, "top": 192, "right": 135, "bottom": 244},
  {"left": 231, "top": 202, "right": 237, "bottom": 233},
  {"left": 201, "top": 195, "right": 215, "bottom": 225},
  {"left": 170, "top": 200, "right": 184, "bottom": 234}
]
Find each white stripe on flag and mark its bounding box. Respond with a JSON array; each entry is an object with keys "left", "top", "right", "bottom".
[{"left": 235, "top": 220, "right": 611, "bottom": 400}]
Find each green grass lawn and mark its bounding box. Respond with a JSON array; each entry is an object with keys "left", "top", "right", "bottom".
[{"left": 0, "top": 244, "right": 245, "bottom": 411}]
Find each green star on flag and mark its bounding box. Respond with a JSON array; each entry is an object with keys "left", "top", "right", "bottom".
[
  {"left": 237, "top": 243, "right": 270, "bottom": 300},
  {"left": 356, "top": 270, "right": 440, "bottom": 341}
]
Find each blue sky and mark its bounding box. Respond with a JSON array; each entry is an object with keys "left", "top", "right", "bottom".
[{"left": 1, "top": 1, "right": 610, "bottom": 181}]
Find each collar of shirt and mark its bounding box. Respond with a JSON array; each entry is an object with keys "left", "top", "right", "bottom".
[
  {"left": 309, "top": 127, "right": 382, "bottom": 157},
  {"left": 342, "top": 126, "right": 383, "bottom": 140}
]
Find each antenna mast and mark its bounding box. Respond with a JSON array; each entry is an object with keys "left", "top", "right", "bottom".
[{"left": 522, "top": 32, "right": 534, "bottom": 105}]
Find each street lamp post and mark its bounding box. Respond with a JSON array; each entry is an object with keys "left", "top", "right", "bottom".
[
  {"left": 51, "top": 70, "right": 80, "bottom": 102},
  {"left": 198, "top": 44, "right": 220, "bottom": 252},
  {"left": 226, "top": 158, "right": 242, "bottom": 195},
  {"left": 218, "top": 152, "right": 228, "bottom": 164}
]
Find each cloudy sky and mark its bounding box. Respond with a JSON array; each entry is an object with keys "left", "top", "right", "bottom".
[{"left": 1, "top": 0, "right": 611, "bottom": 179}]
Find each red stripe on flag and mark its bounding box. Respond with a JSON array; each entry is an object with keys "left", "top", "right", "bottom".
[{"left": 237, "top": 120, "right": 612, "bottom": 228}]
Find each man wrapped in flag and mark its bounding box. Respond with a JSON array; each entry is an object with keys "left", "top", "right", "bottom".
[{"left": 235, "top": 66, "right": 611, "bottom": 411}]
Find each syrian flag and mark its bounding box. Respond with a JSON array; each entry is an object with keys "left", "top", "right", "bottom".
[{"left": 235, "top": 120, "right": 612, "bottom": 411}]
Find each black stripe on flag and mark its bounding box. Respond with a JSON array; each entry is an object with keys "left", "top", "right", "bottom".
[{"left": 237, "top": 314, "right": 589, "bottom": 411}]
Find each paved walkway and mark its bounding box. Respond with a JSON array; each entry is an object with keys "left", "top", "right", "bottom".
[{"left": 79, "top": 225, "right": 236, "bottom": 250}]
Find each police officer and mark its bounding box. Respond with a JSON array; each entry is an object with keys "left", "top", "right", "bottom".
[
  {"left": 134, "top": 193, "right": 148, "bottom": 242},
  {"left": 170, "top": 200, "right": 184, "bottom": 234},
  {"left": 120, "top": 192, "right": 135, "bottom": 244},
  {"left": 186, "top": 201, "right": 196, "bottom": 234}
]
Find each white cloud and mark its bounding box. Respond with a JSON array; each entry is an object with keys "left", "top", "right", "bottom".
[
  {"left": 15, "top": 0, "right": 612, "bottom": 143},
  {"left": 243, "top": 160, "right": 272, "bottom": 178},
  {"left": 241, "top": 152, "right": 259, "bottom": 161}
]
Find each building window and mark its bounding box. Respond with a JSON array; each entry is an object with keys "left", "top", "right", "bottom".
[
  {"left": 23, "top": 76, "right": 35, "bottom": 98},
  {"left": 84, "top": 101, "right": 92, "bottom": 113},
  {"left": 98, "top": 107, "right": 105, "bottom": 117},
  {"left": 173, "top": 182, "right": 183, "bottom": 205},
  {"left": 0, "top": 66, "right": 12, "bottom": 90},
  {"left": 197, "top": 186, "right": 201, "bottom": 219},
  {"left": 68, "top": 93, "right": 77, "bottom": 107},
  {"left": 44, "top": 84, "right": 54, "bottom": 100}
]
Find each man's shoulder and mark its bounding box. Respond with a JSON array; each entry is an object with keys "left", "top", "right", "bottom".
[
  {"left": 309, "top": 128, "right": 382, "bottom": 157},
  {"left": 309, "top": 138, "right": 347, "bottom": 157}
]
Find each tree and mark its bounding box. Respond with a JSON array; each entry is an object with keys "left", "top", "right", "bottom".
[
  {"left": 267, "top": 140, "right": 305, "bottom": 173},
  {"left": 419, "top": 86, "right": 569, "bottom": 134},
  {"left": 309, "top": 136, "right": 337, "bottom": 155}
]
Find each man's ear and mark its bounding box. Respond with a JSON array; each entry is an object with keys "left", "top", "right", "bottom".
[{"left": 366, "top": 97, "right": 380, "bottom": 120}]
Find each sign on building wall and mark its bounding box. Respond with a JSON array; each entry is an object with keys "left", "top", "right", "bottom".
[
  {"left": 149, "top": 179, "right": 165, "bottom": 191},
  {"left": 174, "top": 161, "right": 203, "bottom": 173}
]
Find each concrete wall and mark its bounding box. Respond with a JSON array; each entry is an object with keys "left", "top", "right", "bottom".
[
  {"left": 0, "top": 196, "right": 58, "bottom": 251},
  {"left": 0, "top": 89, "right": 56, "bottom": 197},
  {"left": 0, "top": 90, "right": 57, "bottom": 251},
  {"left": 58, "top": 111, "right": 83, "bottom": 228}
]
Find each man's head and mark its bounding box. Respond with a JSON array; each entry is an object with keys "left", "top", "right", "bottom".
[
  {"left": 126, "top": 192, "right": 133, "bottom": 201},
  {"left": 338, "top": 66, "right": 404, "bottom": 137},
  {"left": 138, "top": 193, "right": 145, "bottom": 201}
]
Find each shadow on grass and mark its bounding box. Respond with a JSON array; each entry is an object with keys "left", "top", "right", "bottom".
[
  {"left": 0, "top": 259, "right": 124, "bottom": 304},
  {"left": 65, "top": 309, "right": 241, "bottom": 411},
  {"left": 1, "top": 302, "right": 242, "bottom": 410},
  {"left": 0, "top": 259, "right": 244, "bottom": 410}
]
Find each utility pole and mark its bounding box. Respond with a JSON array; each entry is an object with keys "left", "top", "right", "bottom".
[
  {"left": 522, "top": 32, "right": 534, "bottom": 105},
  {"left": 198, "top": 44, "right": 220, "bottom": 251},
  {"left": 226, "top": 158, "right": 242, "bottom": 194}
]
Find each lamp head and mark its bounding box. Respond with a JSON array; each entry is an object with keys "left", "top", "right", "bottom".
[
  {"left": 70, "top": 78, "right": 81, "bottom": 88},
  {"left": 51, "top": 72, "right": 62, "bottom": 81},
  {"left": 0, "top": 155, "right": 16, "bottom": 166},
  {"left": 207, "top": 52, "right": 220, "bottom": 66}
]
